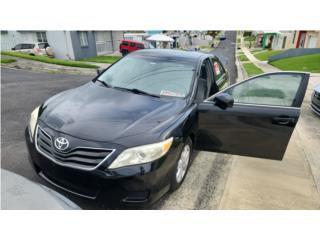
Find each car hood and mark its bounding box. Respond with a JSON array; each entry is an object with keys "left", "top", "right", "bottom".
[{"left": 39, "top": 82, "right": 187, "bottom": 146}]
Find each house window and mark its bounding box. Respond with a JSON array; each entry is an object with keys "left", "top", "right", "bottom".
[
  {"left": 79, "top": 31, "right": 89, "bottom": 47},
  {"left": 36, "top": 32, "right": 47, "bottom": 42}
]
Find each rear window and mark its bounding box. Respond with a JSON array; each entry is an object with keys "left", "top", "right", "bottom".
[
  {"left": 38, "top": 43, "right": 49, "bottom": 49},
  {"left": 122, "top": 41, "right": 129, "bottom": 46}
]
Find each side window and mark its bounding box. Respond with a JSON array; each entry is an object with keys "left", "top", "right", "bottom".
[
  {"left": 79, "top": 31, "right": 89, "bottom": 47},
  {"left": 211, "top": 59, "right": 225, "bottom": 80},
  {"left": 130, "top": 42, "right": 136, "bottom": 48},
  {"left": 22, "top": 44, "right": 32, "bottom": 49},
  {"left": 122, "top": 41, "right": 128, "bottom": 46},
  {"left": 137, "top": 43, "right": 144, "bottom": 49},
  {"left": 224, "top": 73, "right": 303, "bottom": 107}
]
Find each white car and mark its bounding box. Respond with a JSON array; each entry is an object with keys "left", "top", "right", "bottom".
[
  {"left": 11, "top": 42, "right": 54, "bottom": 57},
  {"left": 1, "top": 169, "right": 80, "bottom": 210}
]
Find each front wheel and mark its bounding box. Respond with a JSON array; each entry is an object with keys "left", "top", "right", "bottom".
[{"left": 170, "top": 137, "right": 193, "bottom": 191}]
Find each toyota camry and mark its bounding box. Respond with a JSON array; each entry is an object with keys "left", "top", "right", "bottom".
[{"left": 26, "top": 49, "right": 309, "bottom": 206}]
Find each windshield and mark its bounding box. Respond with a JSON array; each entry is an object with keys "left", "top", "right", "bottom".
[{"left": 97, "top": 55, "right": 195, "bottom": 98}]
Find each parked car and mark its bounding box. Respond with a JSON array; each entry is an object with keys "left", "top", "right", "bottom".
[
  {"left": 25, "top": 49, "right": 309, "bottom": 207},
  {"left": 311, "top": 84, "right": 320, "bottom": 116},
  {"left": 119, "top": 40, "right": 154, "bottom": 56},
  {"left": 11, "top": 42, "right": 54, "bottom": 57},
  {"left": 219, "top": 35, "right": 226, "bottom": 40},
  {"left": 1, "top": 169, "right": 80, "bottom": 209}
]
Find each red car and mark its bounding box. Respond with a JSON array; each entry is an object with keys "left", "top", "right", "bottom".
[{"left": 119, "top": 40, "right": 154, "bottom": 56}]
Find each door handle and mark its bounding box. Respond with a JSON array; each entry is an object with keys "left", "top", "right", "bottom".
[{"left": 273, "top": 116, "right": 296, "bottom": 126}]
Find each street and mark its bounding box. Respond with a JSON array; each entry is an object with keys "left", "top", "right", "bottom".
[{"left": 211, "top": 31, "right": 237, "bottom": 84}]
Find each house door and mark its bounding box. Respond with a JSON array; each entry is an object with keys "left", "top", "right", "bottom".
[
  {"left": 307, "top": 36, "right": 317, "bottom": 48},
  {"left": 298, "top": 32, "right": 306, "bottom": 48}
]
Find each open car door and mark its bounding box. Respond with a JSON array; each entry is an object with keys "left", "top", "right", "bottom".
[{"left": 196, "top": 72, "right": 309, "bottom": 160}]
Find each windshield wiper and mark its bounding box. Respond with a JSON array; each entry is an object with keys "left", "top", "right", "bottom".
[
  {"left": 113, "top": 86, "right": 160, "bottom": 98},
  {"left": 95, "top": 79, "right": 111, "bottom": 88}
]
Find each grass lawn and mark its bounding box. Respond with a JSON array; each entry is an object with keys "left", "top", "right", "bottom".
[
  {"left": 1, "top": 58, "right": 16, "bottom": 64},
  {"left": 82, "top": 55, "right": 122, "bottom": 64},
  {"left": 254, "top": 50, "right": 284, "bottom": 61},
  {"left": 270, "top": 54, "right": 320, "bottom": 73},
  {"left": 243, "top": 63, "right": 264, "bottom": 77},
  {"left": 1, "top": 51, "right": 98, "bottom": 68},
  {"left": 238, "top": 54, "right": 249, "bottom": 61}
]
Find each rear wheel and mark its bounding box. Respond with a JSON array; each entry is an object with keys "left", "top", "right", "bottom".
[{"left": 170, "top": 137, "right": 192, "bottom": 191}]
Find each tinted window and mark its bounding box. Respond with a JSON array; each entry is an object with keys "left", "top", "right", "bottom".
[
  {"left": 224, "top": 74, "right": 303, "bottom": 107},
  {"left": 130, "top": 42, "right": 136, "bottom": 47},
  {"left": 122, "top": 41, "right": 129, "bottom": 46},
  {"left": 98, "top": 55, "right": 196, "bottom": 98},
  {"left": 38, "top": 43, "right": 49, "bottom": 49},
  {"left": 22, "top": 44, "right": 35, "bottom": 49}
]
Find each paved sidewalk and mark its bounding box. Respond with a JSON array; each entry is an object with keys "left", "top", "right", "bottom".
[
  {"left": 241, "top": 46, "right": 279, "bottom": 73},
  {"left": 219, "top": 43, "right": 320, "bottom": 209}
]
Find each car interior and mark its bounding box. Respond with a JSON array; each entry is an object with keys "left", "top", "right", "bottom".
[{"left": 195, "top": 59, "right": 219, "bottom": 102}]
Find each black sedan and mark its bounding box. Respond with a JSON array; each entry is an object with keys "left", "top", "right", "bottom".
[{"left": 25, "top": 49, "right": 309, "bottom": 207}]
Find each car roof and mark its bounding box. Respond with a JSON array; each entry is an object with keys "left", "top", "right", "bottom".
[
  {"left": 121, "top": 39, "right": 144, "bottom": 44},
  {"left": 130, "top": 49, "right": 214, "bottom": 63}
]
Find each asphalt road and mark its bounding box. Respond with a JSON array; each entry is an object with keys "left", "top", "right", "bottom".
[
  {"left": 211, "top": 31, "right": 237, "bottom": 85},
  {"left": 1, "top": 44, "right": 236, "bottom": 209}
]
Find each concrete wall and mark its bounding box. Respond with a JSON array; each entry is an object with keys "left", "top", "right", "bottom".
[
  {"left": 70, "top": 31, "right": 97, "bottom": 60},
  {"left": 268, "top": 48, "right": 320, "bottom": 62},
  {"left": 46, "top": 31, "right": 75, "bottom": 60}
]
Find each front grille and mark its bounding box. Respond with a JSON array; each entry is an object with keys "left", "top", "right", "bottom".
[{"left": 36, "top": 126, "right": 114, "bottom": 170}]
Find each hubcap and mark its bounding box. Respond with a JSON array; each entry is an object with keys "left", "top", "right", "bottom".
[{"left": 176, "top": 144, "right": 190, "bottom": 183}]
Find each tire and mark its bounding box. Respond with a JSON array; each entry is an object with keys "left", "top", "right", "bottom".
[
  {"left": 121, "top": 50, "right": 128, "bottom": 57},
  {"left": 170, "top": 137, "right": 193, "bottom": 191}
]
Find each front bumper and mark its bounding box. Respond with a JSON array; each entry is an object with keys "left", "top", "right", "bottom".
[{"left": 25, "top": 127, "right": 182, "bottom": 207}]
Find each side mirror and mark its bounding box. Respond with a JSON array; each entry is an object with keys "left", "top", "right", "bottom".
[
  {"left": 213, "top": 93, "right": 234, "bottom": 109},
  {"left": 97, "top": 69, "right": 101, "bottom": 75}
]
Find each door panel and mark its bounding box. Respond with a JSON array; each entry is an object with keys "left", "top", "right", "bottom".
[
  {"left": 196, "top": 72, "right": 309, "bottom": 160},
  {"left": 196, "top": 103, "right": 299, "bottom": 159}
]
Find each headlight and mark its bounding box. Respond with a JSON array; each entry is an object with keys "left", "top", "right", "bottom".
[
  {"left": 108, "top": 137, "right": 173, "bottom": 169},
  {"left": 28, "top": 106, "right": 40, "bottom": 139}
]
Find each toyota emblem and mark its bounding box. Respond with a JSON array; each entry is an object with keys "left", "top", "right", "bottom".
[{"left": 54, "top": 137, "right": 69, "bottom": 151}]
